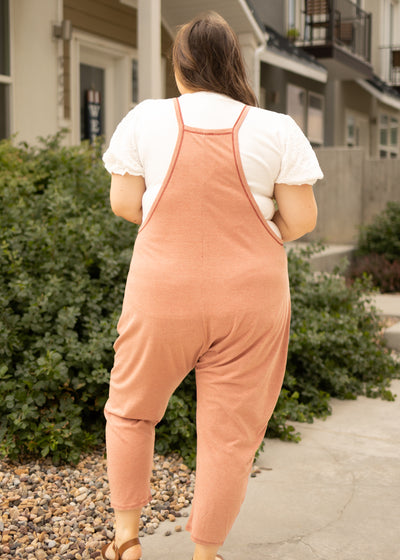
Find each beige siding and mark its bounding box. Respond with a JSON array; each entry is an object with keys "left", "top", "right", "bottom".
[{"left": 64, "top": 0, "right": 137, "bottom": 47}]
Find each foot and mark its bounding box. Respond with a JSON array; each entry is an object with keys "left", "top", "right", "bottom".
[{"left": 103, "top": 539, "right": 142, "bottom": 560}]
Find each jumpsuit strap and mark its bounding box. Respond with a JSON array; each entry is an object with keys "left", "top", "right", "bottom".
[
  {"left": 173, "top": 97, "right": 184, "bottom": 130},
  {"left": 232, "top": 104, "right": 250, "bottom": 132}
]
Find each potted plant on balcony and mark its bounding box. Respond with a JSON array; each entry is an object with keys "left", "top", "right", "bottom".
[{"left": 287, "top": 27, "right": 300, "bottom": 42}]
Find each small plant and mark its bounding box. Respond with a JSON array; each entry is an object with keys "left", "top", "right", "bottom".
[
  {"left": 348, "top": 201, "right": 400, "bottom": 292},
  {"left": 287, "top": 28, "right": 300, "bottom": 42},
  {"left": 267, "top": 245, "right": 399, "bottom": 440}
]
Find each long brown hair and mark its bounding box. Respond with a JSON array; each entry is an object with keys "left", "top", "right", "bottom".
[{"left": 172, "top": 12, "right": 258, "bottom": 107}]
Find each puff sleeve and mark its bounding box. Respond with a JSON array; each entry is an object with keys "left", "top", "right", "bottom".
[
  {"left": 102, "top": 106, "right": 144, "bottom": 176},
  {"left": 275, "top": 115, "right": 323, "bottom": 186}
]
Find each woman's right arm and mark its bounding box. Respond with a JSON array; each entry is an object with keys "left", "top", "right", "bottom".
[
  {"left": 272, "top": 183, "right": 318, "bottom": 242},
  {"left": 110, "top": 173, "right": 146, "bottom": 225}
]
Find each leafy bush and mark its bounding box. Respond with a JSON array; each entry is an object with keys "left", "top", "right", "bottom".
[
  {"left": 266, "top": 245, "right": 399, "bottom": 442},
  {"left": 1, "top": 135, "right": 398, "bottom": 467},
  {"left": 348, "top": 253, "right": 400, "bottom": 293},
  {"left": 348, "top": 201, "right": 400, "bottom": 292},
  {"left": 0, "top": 133, "right": 136, "bottom": 463}
]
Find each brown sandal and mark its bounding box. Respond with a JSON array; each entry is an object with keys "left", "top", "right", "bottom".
[
  {"left": 192, "top": 556, "right": 224, "bottom": 560},
  {"left": 101, "top": 537, "right": 141, "bottom": 560}
]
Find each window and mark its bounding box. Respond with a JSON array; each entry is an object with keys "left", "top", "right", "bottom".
[
  {"left": 80, "top": 64, "right": 105, "bottom": 143},
  {"left": 379, "top": 114, "right": 398, "bottom": 158},
  {"left": 0, "top": 0, "right": 10, "bottom": 139},
  {"left": 287, "top": 0, "right": 302, "bottom": 40},
  {"left": 287, "top": 84, "right": 306, "bottom": 131},
  {"left": 346, "top": 115, "right": 356, "bottom": 146},
  {"left": 287, "top": 84, "right": 324, "bottom": 145},
  {"left": 307, "top": 93, "right": 324, "bottom": 145}
]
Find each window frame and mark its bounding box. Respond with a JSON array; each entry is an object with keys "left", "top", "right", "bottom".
[
  {"left": 378, "top": 112, "right": 399, "bottom": 159},
  {"left": 0, "top": 0, "right": 12, "bottom": 139},
  {"left": 287, "top": 83, "right": 325, "bottom": 146},
  {"left": 69, "top": 30, "right": 137, "bottom": 146},
  {"left": 307, "top": 91, "right": 324, "bottom": 145}
]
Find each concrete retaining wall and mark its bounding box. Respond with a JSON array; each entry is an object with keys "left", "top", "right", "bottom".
[{"left": 304, "top": 147, "right": 400, "bottom": 244}]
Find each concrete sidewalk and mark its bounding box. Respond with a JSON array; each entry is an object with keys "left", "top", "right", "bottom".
[{"left": 139, "top": 378, "right": 400, "bottom": 560}]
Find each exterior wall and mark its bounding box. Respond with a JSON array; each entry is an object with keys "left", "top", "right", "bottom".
[
  {"left": 365, "top": 0, "right": 381, "bottom": 74},
  {"left": 306, "top": 148, "right": 364, "bottom": 243},
  {"left": 252, "top": 0, "right": 285, "bottom": 32},
  {"left": 363, "top": 157, "right": 400, "bottom": 222},
  {"left": 11, "top": 0, "right": 60, "bottom": 144},
  {"left": 64, "top": 0, "right": 137, "bottom": 47},
  {"left": 260, "top": 63, "right": 325, "bottom": 113},
  {"left": 305, "top": 147, "right": 400, "bottom": 244}
]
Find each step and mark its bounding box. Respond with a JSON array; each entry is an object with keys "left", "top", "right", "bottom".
[
  {"left": 373, "top": 294, "right": 400, "bottom": 352},
  {"left": 285, "top": 243, "right": 355, "bottom": 273}
]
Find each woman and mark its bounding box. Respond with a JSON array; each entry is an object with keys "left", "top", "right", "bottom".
[{"left": 101, "top": 11, "right": 322, "bottom": 560}]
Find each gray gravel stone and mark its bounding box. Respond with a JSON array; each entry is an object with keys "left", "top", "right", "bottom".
[{"left": 0, "top": 450, "right": 195, "bottom": 560}]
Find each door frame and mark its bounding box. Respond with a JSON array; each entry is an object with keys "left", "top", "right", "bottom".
[{"left": 70, "top": 30, "right": 136, "bottom": 145}]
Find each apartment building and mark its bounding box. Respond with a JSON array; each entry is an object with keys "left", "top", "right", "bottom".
[
  {"left": 1, "top": 0, "right": 399, "bottom": 159},
  {"left": 251, "top": 0, "right": 400, "bottom": 158},
  {"left": 0, "top": 0, "right": 265, "bottom": 146}
]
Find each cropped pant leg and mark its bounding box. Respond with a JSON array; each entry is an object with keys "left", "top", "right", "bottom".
[
  {"left": 104, "top": 307, "right": 203, "bottom": 510},
  {"left": 186, "top": 303, "right": 290, "bottom": 546}
]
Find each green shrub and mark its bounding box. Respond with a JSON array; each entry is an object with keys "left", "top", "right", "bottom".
[
  {"left": 0, "top": 133, "right": 136, "bottom": 463},
  {"left": 348, "top": 201, "right": 400, "bottom": 292},
  {"left": 348, "top": 253, "right": 400, "bottom": 293},
  {"left": 0, "top": 135, "right": 398, "bottom": 468},
  {"left": 357, "top": 201, "right": 400, "bottom": 262},
  {"left": 266, "top": 245, "right": 399, "bottom": 442}
]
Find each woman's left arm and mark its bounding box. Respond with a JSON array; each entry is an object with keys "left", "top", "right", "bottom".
[{"left": 110, "top": 173, "right": 146, "bottom": 225}]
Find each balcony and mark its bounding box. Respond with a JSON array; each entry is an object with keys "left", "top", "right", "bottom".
[
  {"left": 379, "top": 46, "right": 400, "bottom": 93},
  {"left": 297, "top": 0, "right": 373, "bottom": 80}
]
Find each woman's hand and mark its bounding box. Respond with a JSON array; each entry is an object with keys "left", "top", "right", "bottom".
[
  {"left": 272, "top": 183, "right": 318, "bottom": 242},
  {"left": 110, "top": 173, "right": 146, "bottom": 225}
]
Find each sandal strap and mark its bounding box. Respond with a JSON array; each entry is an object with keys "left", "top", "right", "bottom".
[{"left": 118, "top": 537, "right": 141, "bottom": 557}]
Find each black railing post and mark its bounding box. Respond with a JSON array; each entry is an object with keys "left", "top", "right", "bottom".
[
  {"left": 329, "top": 0, "right": 336, "bottom": 44},
  {"left": 367, "top": 13, "right": 372, "bottom": 62}
]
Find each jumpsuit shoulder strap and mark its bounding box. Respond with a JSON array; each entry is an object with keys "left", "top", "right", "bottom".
[
  {"left": 173, "top": 98, "right": 184, "bottom": 130},
  {"left": 233, "top": 104, "right": 250, "bottom": 132}
]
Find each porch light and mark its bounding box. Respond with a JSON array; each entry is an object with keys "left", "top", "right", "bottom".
[{"left": 52, "top": 19, "right": 72, "bottom": 41}]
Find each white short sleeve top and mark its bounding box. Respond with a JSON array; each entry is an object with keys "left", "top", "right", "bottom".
[{"left": 103, "top": 92, "right": 323, "bottom": 237}]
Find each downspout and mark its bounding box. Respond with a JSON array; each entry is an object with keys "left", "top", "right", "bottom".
[{"left": 254, "top": 35, "right": 268, "bottom": 105}]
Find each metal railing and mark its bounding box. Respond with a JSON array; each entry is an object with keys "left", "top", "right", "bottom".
[
  {"left": 301, "top": 0, "right": 371, "bottom": 62},
  {"left": 379, "top": 46, "right": 400, "bottom": 86}
]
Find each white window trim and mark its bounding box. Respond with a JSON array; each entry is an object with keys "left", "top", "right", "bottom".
[
  {"left": 1, "top": 0, "right": 13, "bottom": 136},
  {"left": 378, "top": 111, "right": 399, "bottom": 158},
  {"left": 307, "top": 91, "right": 324, "bottom": 145},
  {"left": 70, "top": 30, "right": 137, "bottom": 145}
]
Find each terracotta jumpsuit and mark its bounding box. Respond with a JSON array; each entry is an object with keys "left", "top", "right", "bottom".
[{"left": 104, "top": 98, "right": 291, "bottom": 546}]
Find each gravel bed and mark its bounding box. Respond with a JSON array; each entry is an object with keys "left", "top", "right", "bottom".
[{"left": 0, "top": 449, "right": 195, "bottom": 559}]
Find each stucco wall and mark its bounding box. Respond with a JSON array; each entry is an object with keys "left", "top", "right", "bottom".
[
  {"left": 12, "top": 0, "right": 60, "bottom": 143},
  {"left": 304, "top": 147, "right": 400, "bottom": 244}
]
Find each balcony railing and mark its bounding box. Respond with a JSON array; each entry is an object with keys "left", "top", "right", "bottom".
[
  {"left": 300, "top": 0, "right": 371, "bottom": 62},
  {"left": 379, "top": 46, "right": 400, "bottom": 87}
]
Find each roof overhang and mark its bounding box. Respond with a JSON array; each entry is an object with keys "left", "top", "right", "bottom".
[
  {"left": 161, "top": 0, "right": 265, "bottom": 44},
  {"left": 259, "top": 47, "right": 328, "bottom": 83},
  {"left": 356, "top": 79, "right": 400, "bottom": 111}
]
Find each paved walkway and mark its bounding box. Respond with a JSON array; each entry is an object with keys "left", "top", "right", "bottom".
[{"left": 141, "top": 378, "right": 400, "bottom": 560}]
